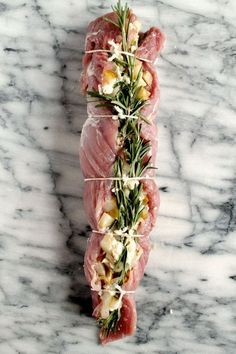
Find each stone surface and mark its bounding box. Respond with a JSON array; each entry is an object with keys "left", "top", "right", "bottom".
[{"left": 0, "top": 1, "right": 236, "bottom": 353}]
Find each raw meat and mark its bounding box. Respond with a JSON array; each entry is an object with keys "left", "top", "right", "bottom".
[{"left": 80, "top": 5, "right": 164, "bottom": 344}]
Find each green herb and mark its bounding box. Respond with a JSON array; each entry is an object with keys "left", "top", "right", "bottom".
[
  {"left": 87, "top": 79, "right": 147, "bottom": 120},
  {"left": 113, "top": 167, "right": 146, "bottom": 230},
  {"left": 91, "top": 0, "right": 153, "bottom": 337},
  {"left": 112, "top": 1, "right": 130, "bottom": 52},
  {"left": 98, "top": 309, "right": 120, "bottom": 336},
  {"left": 104, "top": 0, "right": 136, "bottom": 76},
  {"left": 121, "top": 122, "right": 151, "bottom": 176},
  {"left": 114, "top": 243, "right": 128, "bottom": 279}
]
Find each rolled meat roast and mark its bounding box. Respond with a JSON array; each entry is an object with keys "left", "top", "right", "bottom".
[{"left": 80, "top": 1, "right": 164, "bottom": 344}]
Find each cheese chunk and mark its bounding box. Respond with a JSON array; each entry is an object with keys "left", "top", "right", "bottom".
[
  {"left": 143, "top": 70, "right": 153, "bottom": 86},
  {"left": 136, "top": 86, "right": 151, "bottom": 100},
  {"left": 100, "top": 290, "right": 122, "bottom": 319},
  {"left": 126, "top": 238, "right": 137, "bottom": 267},
  {"left": 100, "top": 290, "right": 115, "bottom": 319},
  {"left": 98, "top": 212, "right": 114, "bottom": 230},
  {"left": 102, "top": 69, "right": 117, "bottom": 94},
  {"left": 100, "top": 232, "right": 123, "bottom": 261}
]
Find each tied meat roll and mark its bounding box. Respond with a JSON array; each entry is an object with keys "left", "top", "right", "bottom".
[{"left": 80, "top": 1, "right": 164, "bottom": 344}]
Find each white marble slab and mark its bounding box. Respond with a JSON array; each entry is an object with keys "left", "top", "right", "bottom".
[{"left": 0, "top": 0, "right": 236, "bottom": 353}]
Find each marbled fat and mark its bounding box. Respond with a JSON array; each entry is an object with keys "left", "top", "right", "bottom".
[{"left": 0, "top": 0, "right": 236, "bottom": 353}]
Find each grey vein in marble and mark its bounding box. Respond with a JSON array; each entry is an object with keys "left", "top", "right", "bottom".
[{"left": 0, "top": 0, "right": 236, "bottom": 353}]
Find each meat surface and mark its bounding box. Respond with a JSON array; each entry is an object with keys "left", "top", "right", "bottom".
[{"left": 80, "top": 6, "right": 164, "bottom": 344}]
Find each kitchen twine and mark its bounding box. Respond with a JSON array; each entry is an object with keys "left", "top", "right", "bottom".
[
  {"left": 85, "top": 49, "right": 152, "bottom": 63},
  {"left": 87, "top": 114, "right": 139, "bottom": 120},
  {"left": 91, "top": 284, "right": 135, "bottom": 296},
  {"left": 84, "top": 176, "right": 156, "bottom": 234},
  {"left": 85, "top": 49, "right": 152, "bottom": 121},
  {"left": 84, "top": 176, "right": 155, "bottom": 182},
  {"left": 91, "top": 229, "right": 144, "bottom": 238},
  {"left": 84, "top": 176, "right": 157, "bottom": 237}
]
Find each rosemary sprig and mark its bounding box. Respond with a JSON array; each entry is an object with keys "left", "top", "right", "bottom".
[
  {"left": 87, "top": 81, "right": 147, "bottom": 121},
  {"left": 104, "top": 0, "right": 135, "bottom": 76},
  {"left": 115, "top": 245, "right": 128, "bottom": 285},
  {"left": 113, "top": 170, "right": 146, "bottom": 230},
  {"left": 122, "top": 123, "right": 151, "bottom": 176},
  {"left": 98, "top": 309, "right": 119, "bottom": 336},
  {"left": 93, "top": 1, "right": 153, "bottom": 336},
  {"left": 112, "top": 1, "right": 129, "bottom": 52}
]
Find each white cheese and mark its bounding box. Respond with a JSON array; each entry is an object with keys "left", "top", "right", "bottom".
[
  {"left": 104, "top": 196, "right": 117, "bottom": 213},
  {"left": 114, "top": 105, "right": 126, "bottom": 119},
  {"left": 123, "top": 74, "right": 130, "bottom": 84},
  {"left": 95, "top": 262, "right": 106, "bottom": 277},
  {"left": 107, "top": 39, "right": 122, "bottom": 62},
  {"left": 126, "top": 238, "right": 137, "bottom": 267},
  {"left": 100, "top": 290, "right": 115, "bottom": 319},
  {"left": 116, "top": 65, "right": 123, "bottom": 80},
  {"left": 102, "top": 79, "right": 116, "bottom": 94},
  {"left": 90, "top": 264, "right": 101, "bottom": 292},
  {"left": 123, "top": 176, "right": 139, "bottom": 190},
  {"left": 126, "top": 240, "right": 143, "bottom": 268},
  {"left": 127, "top": 179, "right": 139, "bottom": 190},
  {"left": 98, "top": 212, "right": 114, "bottom": 230},
  {"left": 100, "top": 289, "right": 123, "bottom": 319},
  {"left": 109, "top": 294, "right": 122, "bottom": 312},
  {"left": 100, "top": 232, "right": 123, "bottom": 261}
]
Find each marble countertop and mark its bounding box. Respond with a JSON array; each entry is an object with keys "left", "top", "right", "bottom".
[{"left": 1, "top": 0, "right": 236, "bottom": 353}]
